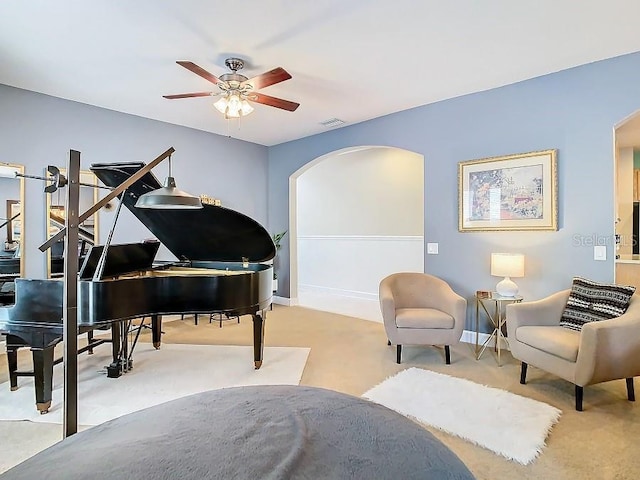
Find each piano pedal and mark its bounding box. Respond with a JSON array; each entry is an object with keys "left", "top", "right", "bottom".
[
  {"left": 106, "top": 361, "right": 123, "bottom": 378},
  {"left": 106, "top": 358, "right": 133, "bottom": 378}
]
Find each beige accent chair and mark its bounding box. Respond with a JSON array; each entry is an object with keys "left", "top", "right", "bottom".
[
  {"left": 506, "top": 290, "right": 640, "bottom": 411},
  {"left": 379, "top": 273, "right": 467, "bottom": 364}
]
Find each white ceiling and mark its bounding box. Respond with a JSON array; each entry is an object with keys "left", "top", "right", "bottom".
[{"left": 2, "top": 0, "right": 640, "bottom": 146}]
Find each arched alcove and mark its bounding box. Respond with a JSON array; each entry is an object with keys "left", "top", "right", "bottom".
[{"left": 288, "top": 146, "right": 424, "bottom": 322}]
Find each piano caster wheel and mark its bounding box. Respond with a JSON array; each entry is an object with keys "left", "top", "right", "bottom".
[
  {"left": 37, "top": 401, "right": 51, "bottom": 414},
  {"left": 153, "top": 342, "right": 161, "bottom": 350},
  {"left": 254, "top": 360, "right": 262, "bottom": 370},
  {"left": 10, "top": 386, "right": 18, "bottom": 392}
]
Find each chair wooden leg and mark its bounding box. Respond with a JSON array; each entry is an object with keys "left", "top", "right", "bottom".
[
  {"left": 627, "top": 378, "right": 635, "bottom": 402},
  {"left": 520, "top": 362, "right": 528, "bottom": 384},
  {"left": 575, "top": 385, "right": 583, "bottom": 411},
  {"left": 444, "top": 345, "right": 451, "bottom": 365},
  {"left": 396, "top": 345, "right": 402, "bottom": 364}
]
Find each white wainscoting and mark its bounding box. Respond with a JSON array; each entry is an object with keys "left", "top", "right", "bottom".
[{"left": 297, "top": 235, "right": 424, "bottom": 322}]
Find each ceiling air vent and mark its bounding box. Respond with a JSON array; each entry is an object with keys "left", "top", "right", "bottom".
[{"left": 319, "top": 118, "right": 346, "bottom": 128}]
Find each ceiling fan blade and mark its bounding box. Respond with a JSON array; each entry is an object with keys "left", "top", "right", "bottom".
[
  {"left": 176, "top": 61, "right": 220, "bottom": 85},
  {"left": 249, "top": 92, "right": 300, "bottom": 112},
  {"left": 163, "top": 92, "right": 213, "bottom": 99},
  {"left": 243, "top": 67, "right": 292, "bottom": 90}
]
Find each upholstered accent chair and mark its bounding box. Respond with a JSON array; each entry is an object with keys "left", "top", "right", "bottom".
[
  {"left": 506, "top": 289, "right": 640, "bottom": 411},
  {"left": 379, "top": 273, "right": 467, "bottom": 364}
]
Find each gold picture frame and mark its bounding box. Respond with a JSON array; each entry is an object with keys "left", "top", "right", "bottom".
[{"left": 458, "top": 149, "right": 558, "bottom": 232}]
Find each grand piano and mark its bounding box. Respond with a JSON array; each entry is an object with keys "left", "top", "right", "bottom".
[{"left": 0, "top": 161, "right": 275, "bottom": 413}]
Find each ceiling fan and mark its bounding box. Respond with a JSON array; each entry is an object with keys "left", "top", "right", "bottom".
[{"left": 163, "top": 57, "right": 300, "bottom": 118}]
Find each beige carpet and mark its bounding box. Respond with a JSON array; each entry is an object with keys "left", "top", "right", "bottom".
[
  {"left": 0, "top": 343, "right": 309, "bottom": 425},
  {"left": 1, "top": 306, "right": 639, "bottom": 479}
]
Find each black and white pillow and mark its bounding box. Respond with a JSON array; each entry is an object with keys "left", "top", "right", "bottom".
[{"left": 559, "top": 277, "right": 636, "bottom": 331}]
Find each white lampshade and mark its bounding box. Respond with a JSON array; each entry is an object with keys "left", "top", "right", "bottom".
[
  {"left": 240, "top": 99, "right": 254, "bottom": 116},
  {"left": 213, "top": 96, "right": 228, "bottom": 114},
  {"left": 226, "top": 94, "right": 242, "bottom": 116},
  {"left": 214, "top": 94, "right": 254, "bottom": 118},
  {"left": 491, "top": 253, "right": 525, "bottom": 297},
  {"left": 491, "top": 253, "right": 525, "bottom": 277}
]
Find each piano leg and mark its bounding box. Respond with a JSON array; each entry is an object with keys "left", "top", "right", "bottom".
[
  {"left": 107, "top": 322, "right": 122, "bottom": 378},
  {"left": 87, "top": 330, "right": 94, "bottom": 354},
  {"left": 7, "top": 345, "right": 18, "bottom": 391},
  {"left": 152, "top": 314, "right": 162, "bottom": 349},
  {"left": 32, "top": 347, "right": 54, "bottom": 414},
  {"left": 252, "top": 311, "right": 266, "bottom": 370}
]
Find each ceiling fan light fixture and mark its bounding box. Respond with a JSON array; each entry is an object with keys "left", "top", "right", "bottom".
[
  {"left": 214, "top": 93, "right": 254, "bottom": 118},
  {"left": 227, "top": 94, "right": 242, "bottom": 116},
  {"left": 240, "top": 99, "right": 254, "bottom": 116},
  {"left": 213, "top": 96, "right": 228, "bottom": 114},
  {"left": 165, "top": 59, "right": 299, "bottom": 116}
]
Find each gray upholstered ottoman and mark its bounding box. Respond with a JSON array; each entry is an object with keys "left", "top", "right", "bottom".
[{"left": 1, "top": 385, "right": 475, "bottom": 479}]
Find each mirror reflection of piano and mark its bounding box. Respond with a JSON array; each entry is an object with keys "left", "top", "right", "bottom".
[
  {"left": 0, "top": 253, "right": 20, "bottom": 306},
  {"left": 0, "top": 271, "right": 18, "bottom": 305},
  {"left": 1, "top": 212, "right": 21, "bottom": 304},
  {"left": 48, "top": 210, "right": 95, "bottom": 278},
  {"left": 0, "top": 162, "right": 275, "bottom": 414}
]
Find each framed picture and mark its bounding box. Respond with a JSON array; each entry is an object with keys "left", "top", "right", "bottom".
[
  {"left": 6, "top": 199, "right": 21, "bottom": 243},
  {"left": 458, "top": 149, "right": 558, "bottom": 232}
]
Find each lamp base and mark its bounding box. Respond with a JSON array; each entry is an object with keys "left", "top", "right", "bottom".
[{"left": 496, "top": 277, "right": 519, "bottom": 297}]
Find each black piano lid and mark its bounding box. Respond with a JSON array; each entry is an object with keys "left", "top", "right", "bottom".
[{"left": 90, "top": 162, "right": 276, "bottom": 263}]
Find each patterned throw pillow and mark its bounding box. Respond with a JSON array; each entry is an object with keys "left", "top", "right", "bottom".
[{"left": 559, "top": 277, "right": 636, "bottom": 331}]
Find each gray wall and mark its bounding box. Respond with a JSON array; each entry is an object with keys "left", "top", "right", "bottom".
[
  {"left": 268, "top": 51, "right": 640, "bottom": 330},
  {"left": 0, "top": 84, "right": 268, "bottom": 278}
]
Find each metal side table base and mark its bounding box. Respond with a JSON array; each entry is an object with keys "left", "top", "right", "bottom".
[{"left": 475, "top": 291, "right": 523, "bottom": 366}]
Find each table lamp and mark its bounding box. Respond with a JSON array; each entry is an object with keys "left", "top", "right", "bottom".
[{"left": 491, "top": 253, "right": 525, "bottom": 297}]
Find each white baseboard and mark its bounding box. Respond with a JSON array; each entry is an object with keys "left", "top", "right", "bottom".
[
  {"left": 297, "top": 285, "right": 382, "bottom": 322},
  {"left": 461, "top": 329, "right": 510, "bottom": 351},
  {"left": 272, "top": 295, "right": 291, "bottom": 306}
]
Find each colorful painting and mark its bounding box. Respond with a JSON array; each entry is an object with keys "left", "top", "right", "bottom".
[{"left": 458, "top": 150, "right": 557, "bottom": 231}]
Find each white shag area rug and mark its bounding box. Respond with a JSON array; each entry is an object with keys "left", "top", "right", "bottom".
[
  {"left": 362, "top": 367, "right": 561, "bottom": 465},
  {"left": 0, "top": 343, "right": 310, "bottom": 426}
]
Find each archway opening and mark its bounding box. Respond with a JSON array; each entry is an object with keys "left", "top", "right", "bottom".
[{"left": 288, "top": 146, "right": 425, "bottom": 322}]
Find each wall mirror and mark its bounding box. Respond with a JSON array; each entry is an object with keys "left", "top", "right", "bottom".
[
  {"left": 45, "top": 168, "right": 100, "bottom": 278},
  {"left": 0, "top": 163, "right": 25, "bottom": 304}
]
